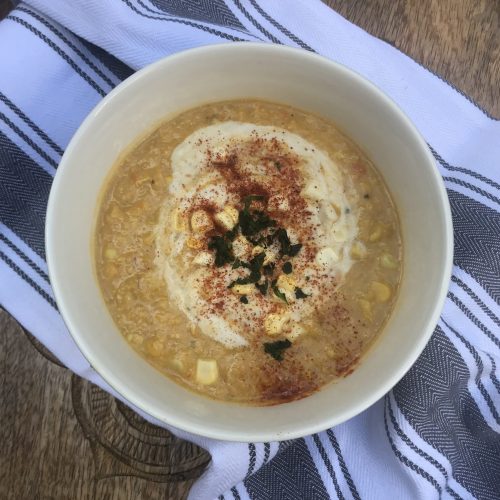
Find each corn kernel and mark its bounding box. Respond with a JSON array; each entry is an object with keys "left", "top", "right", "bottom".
[
  {"left": 187, "top": 236, "right": 204, "bottom": 250},
  {"left": 286, "top": 325, "right": 305, "bottom": 341},
  {"left": 231, "top": 284, "right": 256, "bottom": 295},
  {"left": 264, "top": 313, "right": 288, "bottom": 336},
  {"left": 380, "top": 253, "right": 398, "bottom": 269},
  {"left": 358, "top": 299, "right": 373, "bottom": 322},
  {"left": 214, "top": 206, "right": 238, "bottom": 230},
  {"left": 190, "top": 209, "right": 213, "bottom": 233},
  {"left": 350, "top": 241, "right": 367, "bottom": 259},
  {"left": 277, "top": 274, "right": 296, "bottom": 292},
  {"left": 369, "top": 225, "right": 383, "bottom": 242},
  {"left": 105, "top": 247, "right": 117, "bottom": 260},
  {"left": 193, "top": 251, "right": 214, "bottom": 266},
  {"left": 371, "top": 281, "right": 392, "bottom": 302}
]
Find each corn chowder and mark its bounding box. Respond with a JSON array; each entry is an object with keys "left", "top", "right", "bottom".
[{"left": 95, "top": 100, "right": 402, "bottom": 405}]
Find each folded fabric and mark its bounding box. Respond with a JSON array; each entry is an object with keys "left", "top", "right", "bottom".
[{"left": 0, "top": 1, "right": 499, "bottom": 499}]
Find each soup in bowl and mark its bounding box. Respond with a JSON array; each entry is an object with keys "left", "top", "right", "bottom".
[{"left": 46, "top": 43, "right": 452, "bottom": 441}]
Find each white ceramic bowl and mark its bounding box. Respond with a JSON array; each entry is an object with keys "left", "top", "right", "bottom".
[{"left": 46, "top": 43, "right": 453, "bottom": 442}]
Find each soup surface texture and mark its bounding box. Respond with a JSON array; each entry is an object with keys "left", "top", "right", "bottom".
[{"left": 95, "top": 100, "right": 402, "bottom": 405}]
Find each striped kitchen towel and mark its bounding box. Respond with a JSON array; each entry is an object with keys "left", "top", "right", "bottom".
[{"left": 1, "top": 1, "right": 499, "bottom": 499}]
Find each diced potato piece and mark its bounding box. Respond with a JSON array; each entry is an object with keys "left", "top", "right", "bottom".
[
  {"left": 277, "top": 274, "right": 296, "bottom": 292},
  {"left": 350, "top": 241, "right": 367, "bottom": 259},
  {"left": 196, "top": 359, "right": 218, "bottom": 385},
  {"left": 105, "top": 247, "right": 117, "bottom": 260},
  {"left": 358, "top": 299, "right": 373, "bottom": 322},
  {"left": 190, "top": 209, "right": 213, "bottom": 233},
  {"left": 264, "top": 313, "right": 288, "bottom": 336},
  {"left": 187, "top": 236, "right": 204, "bottom": 250},
  {"left": 315, "top": 247, "right": 339, "bottom": 268},
  {"left": 286, "top": 325, "right": 305, "bottom": 341},
  {"left": 371, "top": 281, "right": 392, "bottom": 302},
  {"left": 231, "top": 284, "right": 255, "bottom": 295},
  {"left": 380, "top": 253, "right": 398, "bottom": 269},
  {"left": 193, "top": 251, "right": 214, "bottom": 266},
  {"left": 369, "top": 225, "right": 383, "bottom": 242},
  {"left": 214, "top": 205, "right": 239, "bottom": 230}
]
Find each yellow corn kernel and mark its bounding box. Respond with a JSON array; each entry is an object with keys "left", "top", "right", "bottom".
[
  {"left": 145, "top": 338, "right": 163, "bottom": 357},
  {"left": 214, "top": 205, "right": 238, "bottom": 230},
  {"left": 286, "top": 325, "right": 305, "bottom": 341},
  {"left": 380, "top": 253, "right": 399, "bottom": 269},
  {"left": 371, "top": 281, "right": 392, "bottom": 302},
  {"left": 193, "top": 251, "right": 214, "bottom": 266},
  {"left": 173, "top": 209, "right": 188, "bottom": 231},
  {"left": 252, "top": 245, "right": 265, "bottom": 256},
  {"left": 350, "top": 241, "right": 367, "bottom": 259},
  {"left": 170, "top": 357, "right": 184, "bottom": 372},
  {"left": 190, "top": 209, "right": 213, "bottom": 233},
  {"left": 126, "top": 333, "right": 143, "bottom": 345},
  {"left": 276, "top": 274, "right": 296, "bottom": 292},
  {"left": 187, "top": 236, "right": 204, "bottom": 250},
  {"left": 326, "top": 347, "right": 336, "bottom": 358},
  {"left": 358, "top": 299, "right": 373, "bottom": 322},
  {"left": 369, "top": 225, "right": 383, "bottom": 242},
  {"left": 231, "top": 284, "right": 256, "bottom": 296},
  {"left": 196, "top": 359, "right": 218, "bottom": 385},
  {"left": 264, "top": 313, "right": 288, "bottom": 336},
  {"left": 105, "top": 263, "right": 118, "bottom": 278},
  {"left": 104, "top": 247, "right": 117, "bottom": 260}
]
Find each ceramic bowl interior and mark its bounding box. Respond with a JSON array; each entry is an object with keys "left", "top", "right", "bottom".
[{"left": 46, "top": 43, "right": 452, "bottom": 442}]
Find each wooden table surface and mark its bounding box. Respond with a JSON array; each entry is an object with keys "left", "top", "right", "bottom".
[{"left": 1, "top": 1, "right": 499, "bottom": 499}]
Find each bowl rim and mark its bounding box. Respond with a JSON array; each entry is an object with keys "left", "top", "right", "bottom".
[{"left": 46, "top": 42, "right": 453, "bottom": 442}]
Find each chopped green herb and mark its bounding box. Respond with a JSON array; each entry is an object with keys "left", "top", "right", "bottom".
[
  {"left": 255, "top": 279, "right": 269, "bottom": 295},
  {"left": 240, "top": 295, "right": 249, "bottom": 304},
  {"left": 345, "top": 207, "right": 351, "bottom": 214},
  {"left": 239, "top": 209, "right": 276, "bottom": 237},
  {"left": 274, "top": 161, "right": 282, "bottom": 171},
  {"left": 232, "top": 258, "right": 245, "bottom": 269},
  {"left": 282, "top": 262, "right": 293, "bottom": 274},
  {"left": 225, "top": 224, "right": 239, "bottom": 240},
  {"left": 228, "top": 252, "right": 265, "bottom": 288},
  {"left": 295, "top": 287, "right": 309, "bottom": 299},
  {"left": 273, "top": 228, "right": 302, "bottom": 257},
  {"left": 208, "top": 235, "right": 233, "bottom": 267},
  {"left": 273, "top": 285, "right": 288, "bottom": 304},
  {"left": 363, "top": 193, "right": 370, "bottom": 199},
  {"left": 288, "top": 243, "right": 302, "bottom": 256},
  {"left": 263, "top": 339, "right": 292, "bottom": 361},
  {"left": 263, "top": 263, "right": 275, "bottom": 276}
]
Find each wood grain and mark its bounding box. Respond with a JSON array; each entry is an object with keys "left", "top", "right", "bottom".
[
  {"left": 325, "top": 0, "right": 500, "bottom": 117},
  {"left": 1, "top": 1, "right": 499, "bottom": 499}
]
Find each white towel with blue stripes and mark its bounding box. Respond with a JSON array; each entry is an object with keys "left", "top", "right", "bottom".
[{"left": 1, "top": 1, "right": 499, "bottom": 499}]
